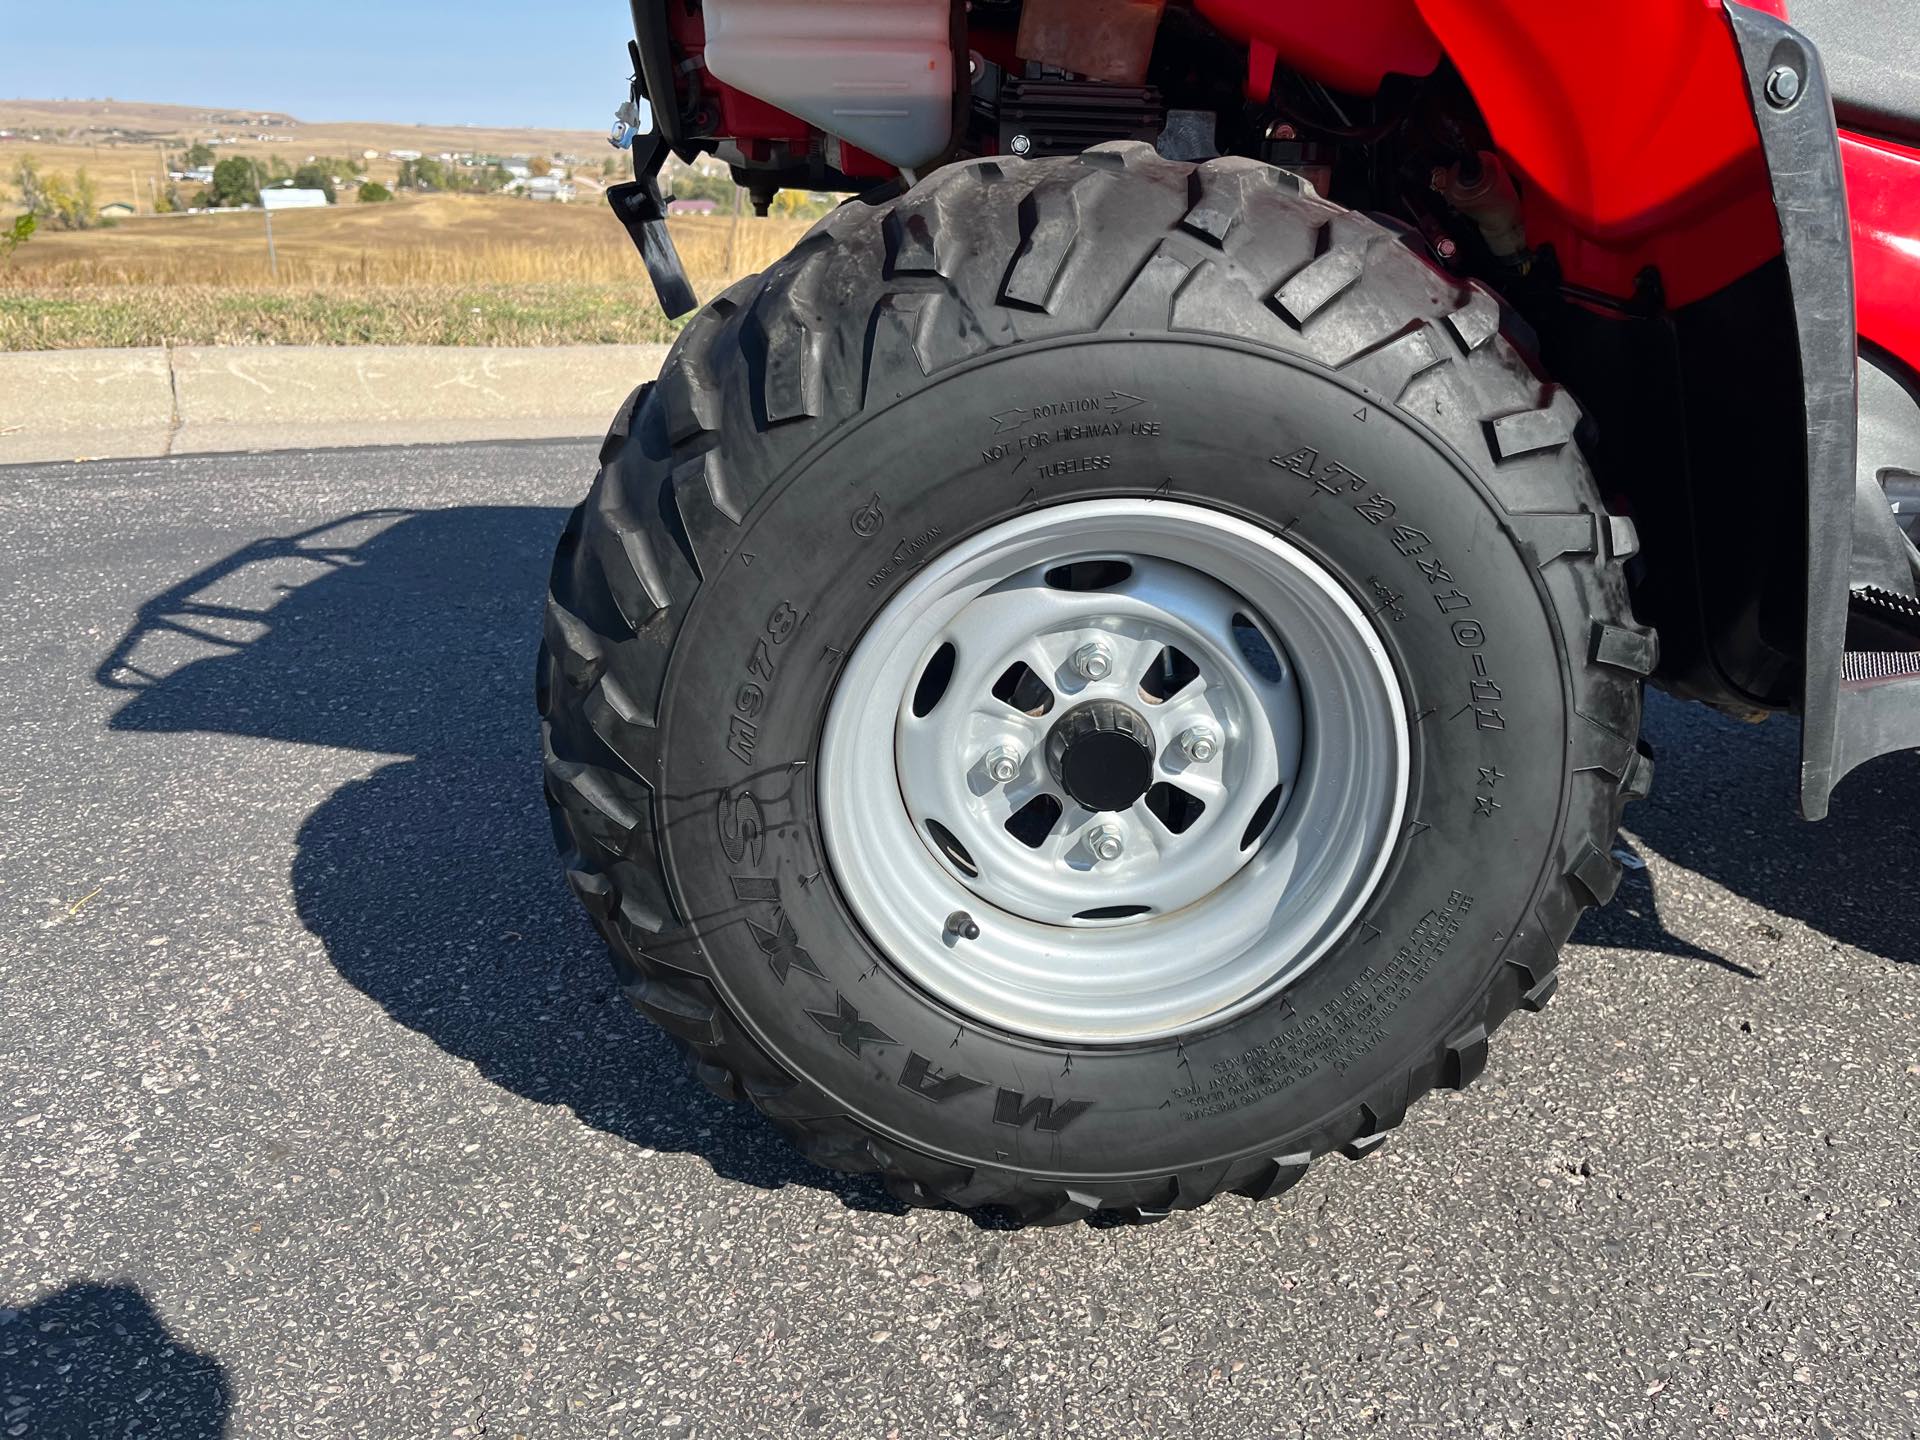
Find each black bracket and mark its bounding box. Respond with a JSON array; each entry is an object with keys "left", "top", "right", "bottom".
[{"left": 608, "top": 114, "right": 697, "bottom": 318}]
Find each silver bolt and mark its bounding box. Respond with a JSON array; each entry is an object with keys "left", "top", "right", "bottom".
[
  {"left": 1180, "top": 725, "right": 1221, "bottom": 763},
  {"left": 1010, "top": 134, "right": 1033, "bottom": 157},
  {"left": 1765, "top": 65, "right": 1801, "bottom": 108},
  {"left": 984, "top": 746, "right": 1022, "bottom": 784},
  {"left": 1089, "top": 824, "right": 1126, "bottom": 863},
  {"left": 1071, "top": 642, "right": 1113, "bottom": 682}
]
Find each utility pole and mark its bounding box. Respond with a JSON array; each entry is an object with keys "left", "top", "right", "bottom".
[
  {"left": 726, "top": 178, "right": 744, "bottom": 278},
  {"left": 263, "top": 205, "right": 278, "bottom": 278}
]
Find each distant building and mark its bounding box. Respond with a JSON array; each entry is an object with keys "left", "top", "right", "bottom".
[
  {"left": 388, "top": 149, "right": 422, "bottom": 161},
  {"left": 501, "top": 161, "right": 532, "bottom": 180},
  {"left": 525, "top": 175, "right": 576, "bottom": 203},
  {"left": 260, "top": 188, "right": 329, "bottom": 211},
  {"left": 99, "top": 201, "right": 136, "bottom": 218},
  {"left": 667, "top": 198, "right": 718, "bottom": 216}
]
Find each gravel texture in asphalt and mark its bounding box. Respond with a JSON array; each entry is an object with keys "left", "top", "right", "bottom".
[{"left": 2, "top": 441, "right": 1917, "bottom": 1438}]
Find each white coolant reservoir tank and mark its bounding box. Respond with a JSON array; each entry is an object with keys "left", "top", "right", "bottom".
[{"left": 702, "top": 0, "right": 954, "bottom": 170}]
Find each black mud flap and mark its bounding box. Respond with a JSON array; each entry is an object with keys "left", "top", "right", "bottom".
[
  {"left": 609, "top": 130, "right": 698, "bottom": 321},
  {"left": 1728, "top": 3, "right": 1920, "bottom": 818}
]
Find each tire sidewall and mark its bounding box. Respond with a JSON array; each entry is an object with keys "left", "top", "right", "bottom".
[{"left": 655, "top": 335, "right": 1570, "bottom": 1178}]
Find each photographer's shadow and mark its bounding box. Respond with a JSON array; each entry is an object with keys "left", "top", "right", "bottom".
[
  {"left": 0, "top": 1281, "right": 229, "bottom": 1439},
  {"left": 99, "top": 505, "right": 896, "bottom": 1211}
]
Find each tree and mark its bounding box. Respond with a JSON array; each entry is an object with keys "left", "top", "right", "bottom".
[
  {"left": 291, "top": 162, "right": 337, "bottom": 201},
  {"left": 209, "top": 156, "right": 261, "bottom": 207},
  {"left": 664, "top": 164, "right": 735, "bottom": 206},
  {"left": 769, "top": 188, "right": 832, "bottom": 220},
  {"left": 356, "top": 180, "right": 393, "bottom": 204},
  {"left": 12, "top": 156, "right": 49, "bottom": 217},
  {"left": 12, "top": 157, "right": 100, "bottom": 230},
  {"left": 268, "top": 155, "right": 292, "bottom": 181},
  {"left": 184, "top": 141, "right": 214, "bottom": 168},
  {"left": 0, "top": 212, "right": 34, "bottom": 259},
  {"left": 529, "top": 155, "right": 552, "bottom": 178}
]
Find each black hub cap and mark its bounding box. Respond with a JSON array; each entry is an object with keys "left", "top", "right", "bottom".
[{"left": 1046, "top": 700, "right": 1156, "bottom": 813}]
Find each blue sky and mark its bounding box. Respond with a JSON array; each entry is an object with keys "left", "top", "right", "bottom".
[{"left": 1, "top": 1, "right": 634, "bottom": 130}]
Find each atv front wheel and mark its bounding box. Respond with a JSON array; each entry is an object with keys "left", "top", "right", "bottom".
[{"left": 539, "top": 144, "right": 1653, "bottom": 1222}]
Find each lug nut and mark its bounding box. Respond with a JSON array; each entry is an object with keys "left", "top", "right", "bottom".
[
  {"left": 1071, "top": 642, "right": 1114, "bottom": 682},
  {"left": 1180, "top": 725, "right": 1221, "bottom": 763},
  {"left": 984, "top": 746, "right": 1022, "bottom": 783},
  {"left": 1089, "top": 824, "right": 1126, "bottom": 863}
]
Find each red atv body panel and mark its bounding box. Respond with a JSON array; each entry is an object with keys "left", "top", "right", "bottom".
[
  {"left": 1202, "top": 0, "right": 1783, "bottom": 308},
  {"left": 1844, "top": 131, "right": 1920, "bottom": 365},
  {"left": 1202, "top": 0, "right": 1920, "bottom": 370}
]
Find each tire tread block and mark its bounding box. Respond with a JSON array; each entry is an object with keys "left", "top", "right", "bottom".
[
  {"left": 1270, "top": 222, "right": 1368, "bottom": 327},
  {"left": 1590, "top": 620, "right": 1659, "bottom": 676},
  {"left": 1004, "top": 173, "right": 1100, "bottom": 312},
  {"left": 1337, "top": 321, "right": 1445, "bottom": 402},
  {"left": 1489, "top": 387, "right": 1582, "bottom": 460}
]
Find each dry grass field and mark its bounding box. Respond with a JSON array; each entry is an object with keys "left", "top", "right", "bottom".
[
  {"left": 0, "top": 98, "right": 826, "bottom": 348},
  {"left": 0, "top": 174, "right": 815, "bottom": 348},
  {"left": 4, "top": 192, "right": 809, "bottom": 288}
]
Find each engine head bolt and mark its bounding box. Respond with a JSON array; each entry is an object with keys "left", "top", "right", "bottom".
[
  {"left": 1765, "top": 65, "right": 1801, "bottom": 108},
  {"left": 983, "top": 746, "right": 1022, "bottom": 784},
  {"left": 1089, "top": 824, "right": 1126, "bottom": 863},
  {"left": 1180, "top": 725, "right": 1221, "bottom": 763},
  {"left": 1071, "top": 642, "right": 1114, "bottom": 682}
]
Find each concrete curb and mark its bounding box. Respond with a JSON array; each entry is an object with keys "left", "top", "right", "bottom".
[{"left": 0, "top": 344, "right": 671, "bottom": 465}]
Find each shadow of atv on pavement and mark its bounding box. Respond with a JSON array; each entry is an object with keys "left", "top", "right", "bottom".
[
  {"left": 1573, "top": 691, "right": 1920, "bottom": 972},
  {"left": 95, "top": 504, "right": 903, "bottom": 1216}
]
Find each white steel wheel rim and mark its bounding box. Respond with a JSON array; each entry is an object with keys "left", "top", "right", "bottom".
[{"left": 818, "top": 499, "right": 1409, "bottom": 1043}]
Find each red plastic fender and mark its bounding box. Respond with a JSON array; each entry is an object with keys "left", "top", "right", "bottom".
[
  {"left": 1199, "top": 0, "right": 1789, "bottom": 306},
  {"left": 1843, "top": 130, "right": 1920, "bottom": 373}
]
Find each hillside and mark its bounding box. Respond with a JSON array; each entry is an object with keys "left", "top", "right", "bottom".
[{"left": 0, "top": 97, "right": 615, "bottom": 213}]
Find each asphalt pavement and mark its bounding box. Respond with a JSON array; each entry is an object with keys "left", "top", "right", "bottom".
[{"left": 3, "top": 440, "right": 1918, "bottom": 1438}]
